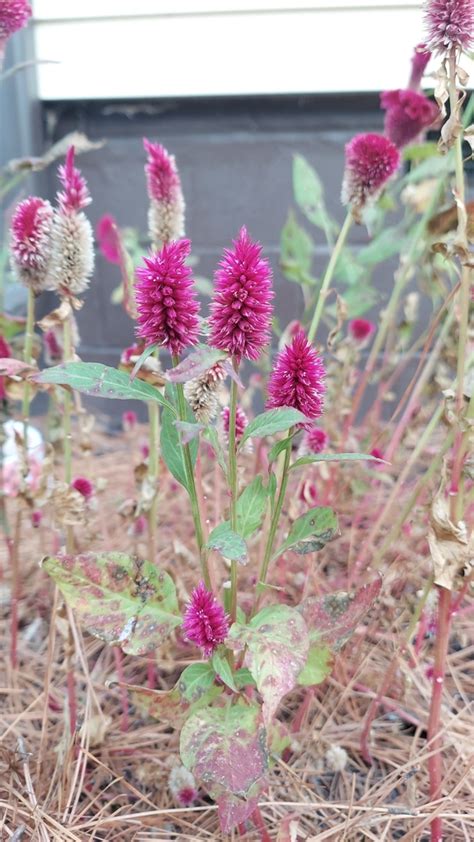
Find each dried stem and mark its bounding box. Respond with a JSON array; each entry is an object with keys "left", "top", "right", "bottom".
[{"left": 63, "top": 313, "right": 77, "bottom": 733}]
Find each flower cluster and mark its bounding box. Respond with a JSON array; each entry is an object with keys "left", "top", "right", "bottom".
[
  {"left": 208, "top": 227, "right": 273, "bottom": 362},
  {"left": 182, "top": 581, "right": 229, "bottom": 657},
  {"left": 301, "top": 426, "right": 329, "bottom": 455},
  {"left": 408, "top": 43, "right": 432, "bottom": 90},
  {"left": 341, "top": 133, "right": 400, "bottom": 221},
  {"left": 184, "top": 362, "right": 226, "bottom": 424},
  {"left": 349, "top": 318, "right": 375, "bottom": 343},
  {"left": 135, "top": 239, "right": 200, "bottom": 355},
  {"left": 266, "top": 331, "right": 326, "bottom": 422},
  {"left": 96, "top": 214, "right": 122, "bottom": 264},
  {"left": 0, "top": 1, "right": 31, "bottom": 66},
  {"left": 381, "top": 89, "right": 439, "bottom": 148},
  {"left": 10, "top": 197, "right": 54, "bottom": 294},
  {"left": 144, "top": 139, "right": 185, "bottom": 249},
  {"left": 221, "top": 404, "right": 249, "bottom": 445},
  {"left": 424, "top": 0, "right": 474, "bottom": 54}
]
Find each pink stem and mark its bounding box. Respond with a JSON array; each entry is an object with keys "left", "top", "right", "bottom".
[{"left": 113, "top": 647, "right": 129, "bottom": 732}]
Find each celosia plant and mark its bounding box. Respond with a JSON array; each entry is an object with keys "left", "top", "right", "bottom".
[{"left": 1, "top": 1, "right": 473, "bottom": 838}]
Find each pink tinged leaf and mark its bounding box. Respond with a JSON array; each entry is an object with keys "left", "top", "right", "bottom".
[
  {"left": 42, "top": 552, "right": 182, "bottom": 655},
  {"left": 298, "top": 577, "right": 382, "bottom": 651},
  {"left": 227, "top": 604, "right": 309, "bottom": 724},
  {"left": 180, "top": 700, "right": 268, "bottom": 832},
  {"left": 166, "top": 346, "right": 228, "bottom": 383},
  {"left": 0, "top": 357, "right": 37, "bottom": 378}
]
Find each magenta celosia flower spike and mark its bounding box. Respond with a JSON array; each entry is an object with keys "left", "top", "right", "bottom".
[
  {"left": 221, "top": 405, "right": 249, "bottom": 444},
  {"left": 57, "top": 147, "right": 91, "bottom": 213},
  {"left": 208, "top": 226, "right": 274, "bottom": 362},
  {"left": 341, "top": 133, "right": 400, "bottom": 222},
  {"left": 10, "top": 197, "right": 53, "bottom": 294},
  {"left": 408, "top": 43, "right": 432, "bottom": 89},
  {"left": 302, "top": 426, "right": 329, "bottom": 455},
  {"left": 424, "top": 0, "right": 474, "bottom": 54},
  {"left": 349, "top": 318, "right": 376, "bottom": 343},
  {"left": 182, "top": 581, "right": 229, "bottom": 658},
  {"left": 135, "top": 238, "right": 200, "bottom": 355},
  {"left": 266, "top": 330, "right": 326, "bottom": 421},
  {"left": 381, "top": 89, "right": 439, "bottom": 148},
  {"left": 0, "top": 1, "right": 32, "bottom": 67},
  {"left": 50, "top": 146, "right": 94, "bottom": 297},
  {"left": 144, "top": 138, "right": 185, "bottom": 249}
]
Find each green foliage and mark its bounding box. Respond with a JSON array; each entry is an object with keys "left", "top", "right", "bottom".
[
  {"left": 239, "top": 407, "right": 307, "bottom": 447},
  {"left": 297, "top": 644, "right": 333, "bottom": 686},
  {"left": 37, "top": 362, "right": 175, "bottom": 411},
  {"left": 160, "top": 384, "right": 198, "bottom": 492},
  {"left": 236, "top": 476, "right": 269, "bottom": 538},
  {"left": 207, "top": 522, "right": 248, "bottom": 564},
  {"left": 273, "top": 506, "right": 338, "bottom": 559},
  {"left": 293, "top": 153, "right": 337, "bottom": 236},
  {"left": 280, "top": 210, "right": 316, "bottom": 286},
  {"left": 290, "top": 452, "right": 384, "bottom": 471},
  {"left": 42, "top": 552, "right": 181, "bottom": 655}
]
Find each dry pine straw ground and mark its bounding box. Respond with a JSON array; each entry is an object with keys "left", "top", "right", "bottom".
[{"left": 0, "top": 423, "right": 473, "bottom": 842}]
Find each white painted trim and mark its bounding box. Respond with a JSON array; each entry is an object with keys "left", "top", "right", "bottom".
[{"left": 33, "top": 0, "right": 422, "bottom": 21}]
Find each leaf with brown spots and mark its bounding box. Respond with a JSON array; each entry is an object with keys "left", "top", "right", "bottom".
[
  {"left": 42, "top": 552, "right": 181, "bottom": 655},
  {"left": 227, "top": 605, "right": 309, "bottom": 724},
  {"left": 298, "top": 578, "right": 381, "bottom": 651},
  {"left": 180, "top": 700, "right": 268, "bottom": 833}
]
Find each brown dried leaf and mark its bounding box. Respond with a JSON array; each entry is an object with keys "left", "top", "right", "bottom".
[
  {"left": 428, "top": 474, "right": 474, "bottom": 589},
  {"left": 327, "top": 294, "right": 348, "bottom": 350},
  {"left": 79, "top": 714, "right": 112, "bottom": 747},
  {"left": 3, "top": 131, "right": 104, "bottom": 176},
  {"left": 52, "top": 483, "right": 88, "bottom": 527}
]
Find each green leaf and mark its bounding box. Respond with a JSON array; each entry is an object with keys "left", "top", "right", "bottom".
[
  {"left": 207, "top": 522, "right": 248, "bottom": 564},
  {"left": 0, "top": 312, "right": 26, "bottom": 340},
  {"left": 178, "top": 663, "right": 216, "bottom": 703},
  {"left": 180, "top": 700, "right": 268, "bottom": 833},
  {"left": 403, "top": 153, "right": 453, "bottom": 185},
  {"left": 42, "top": 552, "right": 181, "bottom": 656},
  {"left": 334, "top": 249, "right": 365, "bottom": 287},
  {"left": 240, "top": 407, "right": 306, "bottom": 447},
  {"left": 273, "top": 506, "right": 338, "bottom": 559},
  {"left": 203, "top": 425, "right": 228, "bottom": 478},
  {"left": 357, "top": 227, "right": 404, "bottom": 267},
  {"left": 402, "top": 141, "right": 439, "bottom": 162},
  {"left": 268, "top": 435, "right": 293, "bottom": 463},
  {"left": 234, "top": 668, "right": 257, "bottom": 689},
  {"left": 160, "top": 385, "right": 198, "bottom": 491},
  {"left": 293, "top": 154, "right": 336, "bottom": 234},
  {"left": 298, "top": 577, "right": 382, "bottom": 650},
  {"left": 212, "top": 648, "right": 238, "bottom": 691},
  {"left": 130, "top": 344, "right": 159, "bottom": 380},
  {"left": 290, "top": 452, "right": 385, "bottom": 471},
  {"left": 236, "top": 476, "right": 269, "bottom": 538},
  {"left": 37, "top": 362, "right": 175, "bottom": 412},
  {"left": 228, "top": 605, "right": 309, "bottom": 724},
  {"left": 297, "top": 644, "right": 333, "bottom": 686},
  {"left": 280, "top": 210, "right": 316, "bottom": 286}
]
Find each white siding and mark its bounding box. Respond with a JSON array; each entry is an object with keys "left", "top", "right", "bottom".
[{"left": 32, "top": 1, "right": 471, "bottom": 100}]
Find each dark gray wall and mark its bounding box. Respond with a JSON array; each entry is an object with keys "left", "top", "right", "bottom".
[{"left": 39, "top": 95, "right": 387, "bottom": 373}]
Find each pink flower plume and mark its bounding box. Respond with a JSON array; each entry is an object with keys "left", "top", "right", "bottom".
[
  {"left": 424, "top": 0, "right": 474, "bottom": 53},
  {"left": 96, "top": 214, "right": 121, "bottom": 264},
  {"left": 0, "top": 1, "right": 31, "bottom": 39},
  {"left": 341, "top": 133, "right": 400, "bottom": 221},
  {"left": 302, "top": 426, "right": 329, "bottom": 454},
  {"left": 221, "top": 405, "right": 249, "bottom": 443},
  {"left": 182, "top": 581, "right": 229, "bottom": 658},
  {"left": 10, "top": 196, "right": 53, "bottom": 293},
  {"left": 266, "top": 330, "right": 326, "bottom": 421},
  {"left": 144, "top": 138, "right": 182, "bottom": 204},
  {"left": 408, "top": 43, "right": 432, "bottom": 89},
  {"left": 209, "top": 226, "right": 273, "bottom": 362},
  {"left": 57, "top": 146, "right": 91, "bottom": 213},
  {"left": 381, "top": 89, "right": 439, "bottom": 148},
  {"left": 349, "top": 318, "right": 376, "bottom": 342},
  {"left": 135, "top": 239, "right": 200, "bottom": 355}
]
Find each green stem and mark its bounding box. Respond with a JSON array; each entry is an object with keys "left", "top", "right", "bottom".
[
  {"left": 147, "top": 402, "right": 159, "bottom": 564},
  {"left": 228, "top": 375, "right": 239, "bottom": 622},
  {"left": 171, "top": 354, "right": 211, "bottom": 590},
  {"left": 307, "top": 212, "right": 353, "bottom": 343},
  {"left": 252, "top": 431, "right": 292, "bottom": 616},
  {"left": 343, "top": 180, "right": 446, "bottom": 438}
]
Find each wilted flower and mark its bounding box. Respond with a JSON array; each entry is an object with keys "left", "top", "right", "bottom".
[
  {"left": 50, "top": 147, "right": 94, "bottom": 297},
  {"left": 135, "top": 239, "right": 200, "bottom": 355},
  {"left": 0, "top": 1, "right": 32, "bottom": 66},
  {"left": 182, "top": 581, "right": 229, "bottom": 657},
  {"left": 184, "top": 362, "right": 226, "bottom": 424},
  {"left": 325, "top": 745, "right": 348, "bottom": 772},
  {"left": 266, "top": 331, "right": 326, "bottom": 422},
  {"left": 341, "top": 133, "right": 400, "bottom": 222},
  {"left": 96, "top": 214, "right": 121, "bottom": 264},
  {"left": 381, "top": 89, "right": 439, "bottom": 147},
  {"left": 31, "top": 510, "right": 42, "bottom": 528},
  {"left": 72, "top": 476, "right": 94, "bottom": 500},
  {"left": 424, "top": 0, "right": 474, "bottom": 53},
  {"left": 168, "top": 766, "right": 198, "bottom": 807},
  {"left": 144, "top": 138, "right": 185, "bottom": 249},
  {"left": 42, "top": 314, "right": 80, "bottom": 365},
  {"left": 301, "top": 426, "right": 329, "bottom": 454},
  {"left": 221, "top": 404, "right": 249, "bottom": 444},
  {"left": 10, "top": 197, "right": 54, "bottom": 294},
  {"left": 348, "top": 318, "right": 376, "bottom": 343},
  {"left": 208, "top": 227, "right": 273, "bottom": 362},
  {"left": 408, "top": 43, "right": 432, "bottom": 89}
]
